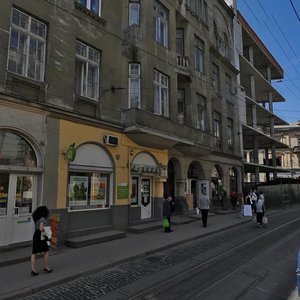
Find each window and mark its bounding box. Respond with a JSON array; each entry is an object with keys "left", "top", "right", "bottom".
[
  {"left": 196, "top": 94, "right": 206, "bottom": 131},
  {"left": 69, "top": 171, "right": 110, "bottom": 209},
  {"left": 225, "top": 73, "right": 232, "bottom": 102},
  {"left": 78, "top": 0, "right": 101, "bottom": 16},
  {"left": 186, "top": 0, "right": 202, "bottom": 17},
  {"left": 212, "top": 63, "right": 220, "bottom": 92},
  {"left": 154, "top": 70, "right": 169, "bottom": 117},
  {"left": 176, "top": 28, "right": 184, "bottom": 55},
  {"left": 227, "top": 118, "right": 233, "bottom": 146},
  {"left": 75, "top": 40, "right": 100, "bottom": 100},
  {"left": 153, "top": 1, "right": 168, "bottom": 47},
  {"left": 68, "top": 144, "right": 113, "bottom": 211},
  {"left": 195, "top": 36, "right": 204, "bottom": 73},
  {"left": 8, "top": 8, "right": 47, "bottom": 81},
  {"left": 203, "top": 1, "right": 208, "bottom": 23},
  {"left": 213, "top": 111, "right": 221, "bottom": 138},
  {"left": 129, "top": 63, "right": 141, "bottom": 108},
  {"left": 298, "top": 138, "right": 300, "bottom": 146},
  {"left": 129, "top": 1, "right": 140, "bottom": 26},
  {"left": 131, "top": 177, "right": 139, "bottom": 205},
  {"left": 0, "top": 130, "right": 37, "bottom": 167},
  {"left": 177, "top": 89, "right": 185, "bottom": 123},
  {"left": 221, "top": 33, "right": 229, "bottom": 58}
]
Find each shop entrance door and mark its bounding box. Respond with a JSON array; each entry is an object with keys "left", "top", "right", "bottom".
[
  {"left": 141, "top": 178, "right": 151, "bottom": 219},
  {"left": 1, "top": 174, "right": 36, "bottom": 246}
]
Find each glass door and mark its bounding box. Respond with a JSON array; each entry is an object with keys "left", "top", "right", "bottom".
[
  {"left": 141, "top": 178, "right": 151, "bottom": 219},
  {"left": 9, "top": 175, "right": 36, "bottom": 244},
  {"left": 0, "top": 174, "right": 9, "bottom": 246}
]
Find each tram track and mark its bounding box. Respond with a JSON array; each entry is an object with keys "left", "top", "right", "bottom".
[{"left": 128, "top": 217, "right": 300, "bottom": 300}]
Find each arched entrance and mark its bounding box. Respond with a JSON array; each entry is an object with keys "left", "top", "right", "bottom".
[
  {"left": 130, "top": 152, "right": 159, "bottom": 219},
  {"left": 187, "top": 161, "right": 205, "bottom": 209},
  {"left": 0, "top": 130, "right": 42, "bottom": 246},
  {"left": 229, "top": 167, "right": 238, "bottom": 193},
  {"left": 211, "top": 165, "right": 224, "bottom": 207},
  {"left": 164, "top": 158, "right": 181, "bottom": 213}
]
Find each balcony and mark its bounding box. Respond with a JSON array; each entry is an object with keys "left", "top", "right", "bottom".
[
  {"left": 294, "top": 146, "right": 300, "bottom": 153},
  {"left": 121, "top": 108, "right": 217, "bottom": 155},
  {"left": 177, "top": 55, "right": 189, "bottom": 68}
]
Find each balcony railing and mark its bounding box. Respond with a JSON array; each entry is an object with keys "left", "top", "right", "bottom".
[
  {"left": 121, "top": 108, "right": 217, "bottom": 149},
  {"left": 177, "top": 55, "right": 189, "bottom": 68},
  {"left": 294, "top": 146, "right": 300, "bottom": 153}
]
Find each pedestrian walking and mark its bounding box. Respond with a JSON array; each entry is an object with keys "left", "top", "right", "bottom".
[
  {"left": 255, "top": 198, "right": 265, "bottom": 228},
  {"left": 259, "top": 191, "right": 265, "bottom": 205},
  {"left": 31, "top": 206, "right": 53, "bottom": 276},
  {"left": 163, "top": 196, "right": 173, "bottom": 233},
  {"left": 230, "top": 190, "right": 238, "bottom": 210},
  {"left": 199, "top": 196, "right": 210, "bottom": 228}
]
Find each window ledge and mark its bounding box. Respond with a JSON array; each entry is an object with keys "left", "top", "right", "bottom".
[
  {"left": 74, "top": 2, "right": 107, "bottom": 26},
  {"left": 75, "top": 93, "right": 99, "bottom": 104},
  {"left": 6, "top": 71, "right": 46, "bottom": 89}
]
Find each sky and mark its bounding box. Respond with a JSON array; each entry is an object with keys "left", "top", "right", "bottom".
[{"left": 237, "top": 0, "right": 300, "bottom": 124}]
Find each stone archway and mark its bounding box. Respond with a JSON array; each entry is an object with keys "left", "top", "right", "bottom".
[
  {"left": 211, "top": 164, "right": 224, "bottom": 208},
  {"left": 187, "top": 161, "right": 205, "bottom": 209}
]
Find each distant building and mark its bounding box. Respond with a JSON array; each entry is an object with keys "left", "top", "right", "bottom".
[{"left": 275, "top": 121, "right": 300, "bottom": 178}]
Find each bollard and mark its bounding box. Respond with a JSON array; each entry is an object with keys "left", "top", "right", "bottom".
[{"left": 297, "top": 249, "right": 300, "bottom": 296}]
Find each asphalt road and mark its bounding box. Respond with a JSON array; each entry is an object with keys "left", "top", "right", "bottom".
[{"left": 23, "top": 209, "right": 300, "bottom": 300}]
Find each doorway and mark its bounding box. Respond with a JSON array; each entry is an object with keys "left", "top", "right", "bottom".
[{"left": 0, "top": 173, "right": 36, "bottom": 246}]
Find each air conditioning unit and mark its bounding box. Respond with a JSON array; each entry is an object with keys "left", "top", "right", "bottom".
[{"left": 103, "top": 135, "right": 118, "bottom": 146}]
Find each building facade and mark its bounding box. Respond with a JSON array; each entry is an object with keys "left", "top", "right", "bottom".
[
  {"left": 236, "top": 12, "right": 288, "bottom": 189},
  {"left": 0, "top": 0, "right": 242, "bottom": 247}
]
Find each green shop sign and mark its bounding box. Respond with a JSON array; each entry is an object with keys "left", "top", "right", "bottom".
[
  {"left": 117, "top": 183, "right": 128, "bottom": 199},
  {"left": 66, "top": 143, "right": 76, "bottom": 162}
]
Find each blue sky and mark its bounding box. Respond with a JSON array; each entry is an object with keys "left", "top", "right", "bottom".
[{"left": 237, "top": 0, "right": 300, "bottom": 124}]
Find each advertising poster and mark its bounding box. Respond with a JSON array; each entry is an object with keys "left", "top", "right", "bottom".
[
  {"left": 90, "top": 176, "right": 107, "bottom": 205},
  {"left": 69, "top": 176, "right": 88, "bottom": 206}
]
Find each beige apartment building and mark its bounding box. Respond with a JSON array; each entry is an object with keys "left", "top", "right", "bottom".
[{"left": 275, "top": 121, "right": 300, "bottom": 178}]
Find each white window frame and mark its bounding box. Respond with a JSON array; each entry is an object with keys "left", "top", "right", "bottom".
[
  {"left": 75, "top": 40, "right": 100, "bottom": 100},
  {"left": 129, "top": 1, "right": 140, "bottom": 26},
  {"left": 227, "top": 118, "right": 234, "bottom": 146},
  {"left": 196, "top": 94, "right": 207, "bottom": 131},
  {"left": 177, "top": 89, "right": 185, "bottom": 123},
  {"left": 225, "top": 73, "right": 232, "bottom": 102},
  {"left": 176, "top": 28, "right": 184, "bottom": 55},
  {"left": 213, "top": 111, "right": 221, "bottom": 138},
  {"left": 195, "top": 37, "right": 204, "bottom": 73},
  {"left": 154, "top": 69, "right": 169, "bottom": 117},
  {"left": 8, "top": 8, "right": 47, "bottom": 82},
  {"left": 212, "top": 63, "right": 220, "bottom": 91},
  {"left": 153, "top": 1, "right": 168, "bottom": 47},
  {"left": 78, "top": 0, "right": 101, "bottom": 16},
  {"left": 129, "top": 63, "right": 141, "bottom": 108}
]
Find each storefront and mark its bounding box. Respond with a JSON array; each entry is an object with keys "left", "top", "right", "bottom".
[
  {"left": 130, "top": 152, "right": 160, "bottom": 220},
  {"left": 0, "top": 130, "right": 43, "bottom": 247}
]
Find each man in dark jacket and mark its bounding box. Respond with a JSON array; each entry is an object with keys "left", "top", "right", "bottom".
[{"left": 163, "top": 196, "right": 173, "bottom": 233}]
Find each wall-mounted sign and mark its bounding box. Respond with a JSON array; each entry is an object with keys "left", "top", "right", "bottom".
[
  {"left": 66, "top": 143, "right": 76, "bottom": 162},
  {"left": 131, "top": 164, "right": 160, "bottom": 175},
  {"left": 117, "top": 183, "right": 128, "bottom": 199}
]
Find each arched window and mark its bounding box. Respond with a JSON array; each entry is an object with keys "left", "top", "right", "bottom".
[
  {"left": 68, "top": 144, "right": 114, "bottom": 210},
  {"left": 0, "top": 130, "right": 37, "bottom": 167},
  {"left": 223, "top": 33, "right": 229, "bottom": 58}
]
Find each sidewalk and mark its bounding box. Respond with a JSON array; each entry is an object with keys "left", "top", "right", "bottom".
[{"left": 0, "top": 207, "right": 292, "bottom": 300}]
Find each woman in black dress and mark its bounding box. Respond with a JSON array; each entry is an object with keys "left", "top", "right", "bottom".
[{"left": 31, "top": 206, "right": 52, "bottom": 276}]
